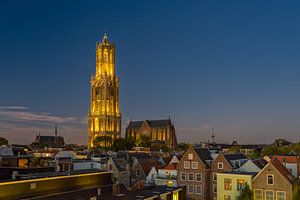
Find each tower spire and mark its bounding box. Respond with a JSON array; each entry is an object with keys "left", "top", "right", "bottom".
[{"left": 55, "top": 124, "right": 57, "bottom": 137}]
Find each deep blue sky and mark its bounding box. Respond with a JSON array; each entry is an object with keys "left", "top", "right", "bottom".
[{"left": 1, "top": 1, "right": 300, "bottom": 144}]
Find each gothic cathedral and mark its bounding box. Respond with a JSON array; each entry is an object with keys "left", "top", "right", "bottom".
[{"left": 88, "top": 34, "right": 121, "bottom": 149}]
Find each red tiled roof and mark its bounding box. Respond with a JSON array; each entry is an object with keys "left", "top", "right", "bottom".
[
  {"left": 163, "top": 163, "right": 177, "bottom": 170},
  {"left": 271, "top": 155, "right": 298, "bottom": 164},
  {"left": 141, "top": 162, "right": 164, "bottom": 175},
  {"left": 271, "top": 159, "right": 295, "bottom": 183}
]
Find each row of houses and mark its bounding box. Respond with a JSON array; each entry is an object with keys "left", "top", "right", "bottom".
[{"left": 177, "top": 146, "right": 300, "bottom": 200}]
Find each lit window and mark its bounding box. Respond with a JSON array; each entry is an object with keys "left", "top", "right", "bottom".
[
  {"left": 173, "top": 191, "right": 178, "bottom": 200},
  {"left": 224, "top": 195, "right": 231, "bottom": 200},
  {"left": 224, "top": 178, "right": 232, "bottom": 190},
  {"left": 180, "top": 172, "right": 186, "bottom": 181},
  {"left": 254, "top": 189, "right": 263, "bottom": 200},
  {"left": 188, "top": 173, "right": 194, "bottom": 181},
  {"left": 266, "top": 190, "right": 274, "bottom": 200},
  {"left": 213, "top": 184, "right": 217, "bottom": 193},
  {"left": 191, "top": 162, "right": 198, "bottom": 169},
  {"left": 213, "top": 172, "right": 217, "bottom": 181},
  {"left": 184, "top": 161, "right": 190, "bottom": 169},
  {"left": 187, "top": 185, "right": 194, "bottom": 194},
  {"left": 196, "top": 185, "right": 202, "bottom": 195},
  {"left": 217, "top": 162, "right": 223, "bottom": 169},
  {"left": 30, "top": 183, "right": 36, "bottom": 190},
  {"left": 267, "top": 174, "right": 274, "bottom": 185},
  {"left": 276, "top": 191, "right": 286, "bottom": 200},
  {"left": 237, "top": 179, "right": 245, "bottom": 191},
  {"left": 196, "top": 173, "right": 202, "bottom": 182},
  {"left": 188, "top": 153, "right": 193, "bottom": 160}
]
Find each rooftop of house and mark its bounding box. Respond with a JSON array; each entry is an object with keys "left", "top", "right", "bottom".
[
  {"left": 220, "top": 171, "right": 258, "bottom": 176},
  {"left": 270, "top": 159, "right": 296, "bottom": 183},
  {"left": 270, "top": 155, "right": 299, "bottom": 164},
  {"left": 194, "top": 147, "right": 212, "bottom": 168}
]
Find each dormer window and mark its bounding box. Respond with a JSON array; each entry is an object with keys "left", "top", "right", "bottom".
[
  {"left": 217, "top": 162, "right": 224, "bottom": 169},
  {"left": 267, "top": 174, "right": 274, "bottom": 185}
]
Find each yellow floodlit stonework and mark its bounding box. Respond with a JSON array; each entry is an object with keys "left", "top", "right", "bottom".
[{"left": 88, "top": 34, "right": 121, "bottom": 149}]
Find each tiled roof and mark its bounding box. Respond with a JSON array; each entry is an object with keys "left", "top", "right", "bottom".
[
  {"left": 141, "top": 162, "right": 164, "bottom": 175},
  {"left": 194, "top": 148, "right": 212, "bottom": 168},
  {"left": 271, "top": 155, "right": 298, "bottom": 164},
  {"left": 252, "top": 158, "right": 268, "bottom": 169},
  {"left": 271, "top": 159, "right": 295, "bottom": 183},
  {"left": 223, "top": 154, "right": 247, "bottom": 161},
  {"left": 163, "top": 163, "right": 177, "bottom": 170}
]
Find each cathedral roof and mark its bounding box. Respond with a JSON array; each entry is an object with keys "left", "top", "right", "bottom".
[{"left": 127, "top": 119, "right": 173, "bottom": 129}]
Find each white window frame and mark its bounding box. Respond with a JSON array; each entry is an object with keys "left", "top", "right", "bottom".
[
  {"left": 188, "top": 173, "right": 194, "bottom": 182},
  {"left": 180, "top": 172, "right": 186, "bottom": 181},
  {"left": 254, "top": 189, "right": 263, "bottom": 200},
  {"left": 196, "top": 173, "right": 202, "bottom": 182},
  {"left": 191, "top": 161, "right": 198, "bottom": 169},
  {"left": 188, "top": 153, "right": 193, "bottom": 160},
  {"left": 196, "top": 185, "right": 202, "bottom": 195},
  {"left": 267, "top": 174, "right": 274, "bottom": 185},
  {"left": 213, "top": 172, "right": 217, "bottom": 181},
  {"left": 213, "top": 184, "right": 217, "bottom": 193},
  {"left": 265, "top": 190, "right": 274, "bottom": 200},
  {"left": 187, "top": 185, "right": 194, "bottom": 194},
  {"left": 184, "top": 161, "right": 190, "bottom": 169},
  {"left": 217, "top": 162, "right": 224, "bottom": 169},
  {"left": 276, "top": 191, "right": 286, "bottom": 200}
]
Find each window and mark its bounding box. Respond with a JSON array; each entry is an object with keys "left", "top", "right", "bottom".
[
  {"left": 109, "top": 164, "right": 112, "bottom": 171},
  {"left": 188, "top": 153, "right": 193, "bottom": 160},
  {"left": 196, "top": 185, "right": 202, "bottom": 195},
  {"left": 188, "top": 173, "right": 194, "bottom": 181},
  {"left": 237, "top": 179, "right": 245, "bottom": 191},
  {"left": 180, "top": 172, "right": 186, "bottom": 181},
  {"left": 213, "top": 172, "right": 217, "bottom": 181},
  {"left": 254, "top": 189, "right": 263, "bottom": 200},
  {"left": 276, "top": 191, "right": 286, "bottom": 200},
  {"left": 166, "top": 171, "right": 171, "bottom": 177},
  {"left": 184, "top": 161, "right": 190, "bottom": 169},
  {"left": 213, "top": 184, "right": 217, "bottom": 193},
  {"left": 30, "top": 183, "right": 36, "bottom": 190},
  {"left": 136, "top": 169, "right": 140, "bottom": 176},
  {"left": 224, "top": 195, "right": 231, "bottom": 200},
  {"left": 266, "top": 190, "right": 274, "bottom": 200},
  {"left": 224, "top": 178, "right": 232, "bottom": 190},
  {"left": 196, "top": 173, "right": 202, "bottom": 182},
  {"left": 187, "top": 185, "right": 194, "bottom": 194},
  {"left": 217, "top": 162, "right": 223, "bottom": 169},
  {"left": 267, "top": 174, "right": 274, "bottom": 185},
  {"left": 191, "top": 161, "right": 198, "bottom": 169}
]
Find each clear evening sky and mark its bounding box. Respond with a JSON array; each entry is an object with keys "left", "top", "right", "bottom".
[{"left": 1, "top": 1, "right": 300, "bottom": 145}]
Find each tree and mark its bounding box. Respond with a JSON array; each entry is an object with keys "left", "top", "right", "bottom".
[
  {"left": 139, "top": 134, "right": 151, "bottom": 147},
  {"left": 112, "top": 137, "right": 135, "bottom": 151},
  {"left": 161, "top": 145, "right": 170, "bottom": 152},
  {"left": 0, "top": 137, "right": 8, "bottom": 146},
  {"left": 176, "top": 143, "right": 189, "bottom": 151},
  {"left": 237, "top": 184, "right": 253, "bottom": 200},
  {"left": 93, "top": 135, "right": 113, "bottom": 149}
]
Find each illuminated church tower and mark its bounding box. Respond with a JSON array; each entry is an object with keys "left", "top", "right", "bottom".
[{"left": 88, "top": 34, "right": 121, "bottom": 148}]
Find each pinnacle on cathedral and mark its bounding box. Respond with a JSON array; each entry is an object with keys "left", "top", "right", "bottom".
[
  {"left": 88, "top": 33, "right": 121, "bottom": 149},
  {"left": 100, "top": 33, "right": 110, "bottom": 45}
]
